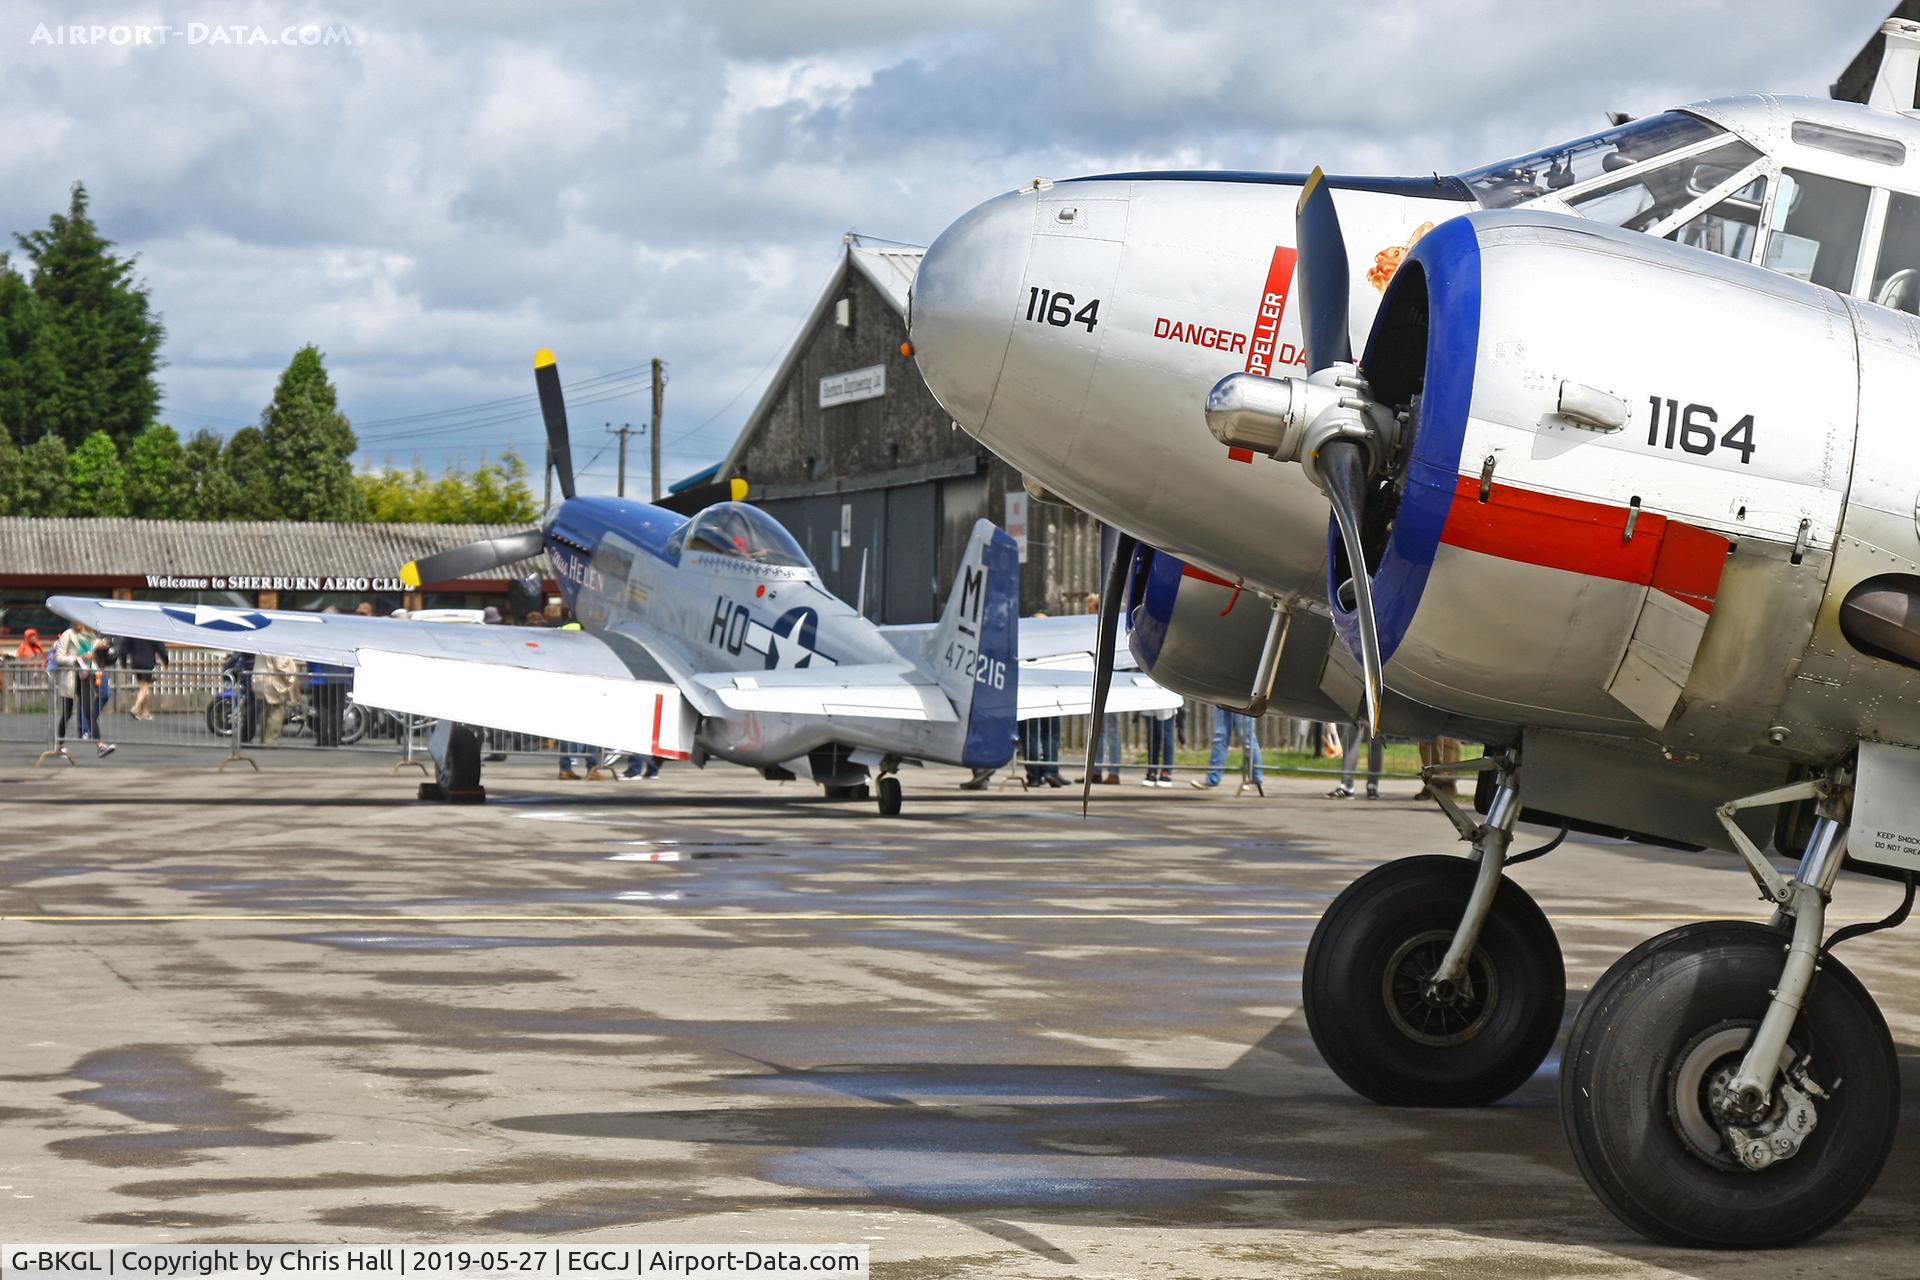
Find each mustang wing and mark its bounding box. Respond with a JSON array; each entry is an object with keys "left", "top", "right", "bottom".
[{"left": 46, "top": 596, "right": 697, "bottom": 758}]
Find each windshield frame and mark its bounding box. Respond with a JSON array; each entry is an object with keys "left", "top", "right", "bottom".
[
  {"left": 672, "top": 502, "right": 814, "bottom": 571},
  {"left": 1458, "top": 111, "right": 1727, "bottom": 211}
]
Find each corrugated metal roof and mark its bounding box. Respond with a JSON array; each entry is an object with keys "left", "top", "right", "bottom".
[
  {"left": 0, "top": 517, "right": 545, "bottom": 580},
  {"left": 847, "top": 235, "right": 923, "bottom": 314}
]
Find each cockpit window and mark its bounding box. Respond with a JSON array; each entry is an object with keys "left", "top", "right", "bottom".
[
  {"left": 1567, "top": 139, "right": 1762, "bottom": 234},
  {"left": 679, "top": 502, "right": 811, "bottom": 567},
  {"left": 1762, "top": 169, "right": 1870, "bottom": 292},
  {"left": 1459, "top": 112, "right": 1724, "bottom": 210},
  {"left": 1872, "top": 193, "right": 1920, "bottom": 315}
]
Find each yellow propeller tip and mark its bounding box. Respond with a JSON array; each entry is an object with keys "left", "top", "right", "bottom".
[
  {"left": 533, "top": 347, "right": 556, "bottom": 369},
  {"left": 1296, "top": 166, "right": 1326, "bottom": 216},
  {"left": 727, "top": 477, "right": 748, "bottom": 501},
  {"left": 400, "top": 562, "right": 422, "bottom": 588}
]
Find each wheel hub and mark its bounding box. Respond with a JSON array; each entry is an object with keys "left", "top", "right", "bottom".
[
  {"left": 1670, "top": 1022, "right": 1825, "bottom": 1172},
  {"left": 1381, "top": 929, "right": 1498, "bottom": 1047}
]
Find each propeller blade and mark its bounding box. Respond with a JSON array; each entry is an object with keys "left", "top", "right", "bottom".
[
  {"left": 656, "top": 476, "right": 749, "bottom": 516},
  {"left": 402, "top": 527, "right": 546, "bottom": 589},
  {"left": 1081, "top": 531, "right": 1138, "bottom": 816},
  {"left": 534, "top": 347, "right": 576, "bottom": 501},
  {"left": 1294, "top": 168, "right": 1353, "bottom": 370},
  {"left": 1317, "top": 440, "right": 1383, "bottom": 737}
]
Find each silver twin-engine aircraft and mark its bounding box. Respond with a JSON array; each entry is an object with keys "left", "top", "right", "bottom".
[
  {"left": 909, "top": 11, "right": 1920, "bottom": 1253},
  {"left": 48, "top": 350, "right": 1176, "bottom": 817}
]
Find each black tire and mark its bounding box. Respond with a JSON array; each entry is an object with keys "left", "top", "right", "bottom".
[
  {"left": 340, "top": 702, "right": 367, "bottom": 746},
  {"left": 877, "top": 776, "right": 903, "bottom": 816},
  {"left": 205, "top": 695, "right": 234, "bottom": 738},
  {"left": 1561, "top": 920, "right": 1897, "bottom": 1248},
  {"left": 1303, "top": 854, "right": 1564, "bottom": 1106}
]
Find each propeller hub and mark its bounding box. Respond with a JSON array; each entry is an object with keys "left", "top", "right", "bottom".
[{"left": 1206, "top": 363, "right": 1399, "bottom": 494}]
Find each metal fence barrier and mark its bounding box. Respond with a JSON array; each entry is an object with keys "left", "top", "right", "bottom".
[{"left": 3, "top": 655, "right": 1454, "bottom": 787}]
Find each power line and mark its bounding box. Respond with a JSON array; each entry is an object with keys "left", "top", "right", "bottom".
[
  {"left": 350, "top": 363, "right": 654, "bottom": 428},
  {"left": 354, "top": 379, "right": 653, "bottom": 446}
]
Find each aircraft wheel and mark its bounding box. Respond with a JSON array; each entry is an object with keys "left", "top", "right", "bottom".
[
  {"left": 1303, "top": 854, "right": 1562, "bottom": 1106},
  {"left": 1561, "top": 920, "right": 1896, "bottom": 1248},
  {"left": 876, "top": 776, "right": 903, "bottom": 816}
]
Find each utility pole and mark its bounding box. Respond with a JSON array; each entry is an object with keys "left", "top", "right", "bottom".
[
  {"left": 650, "top": 356, "right": 665, "bottom": 501},
  {"left": 606, "top": 421, "right": 638, "bottom": 498}
]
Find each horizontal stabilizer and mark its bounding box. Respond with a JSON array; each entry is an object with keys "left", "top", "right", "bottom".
[{"left": 693, "top": 664, "right": 956, "bottom": 722}]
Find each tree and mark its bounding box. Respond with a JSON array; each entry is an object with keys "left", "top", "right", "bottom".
[
  {"left": 67, "top": 430, "right": 128, "bottom": 515},
  {"left": 15, "top": 183, "right": 165, "bottom": 448},
  {"left": 0, "top": 257, "right": 46, "bottom": 441},
  {"left": 353, "top": 450, "right": 539, "bottom": 524},
  {"left": 0, "top": 422, "right": 18, "bottom": 515},
  {"left": 125, "top": 423, "right": 187, "bottom": 518},
  {"left": 179, "top": 428, "right": 239, "bottom": 519},
  {"left": 222, "top": 426, "right": 277, "bottom": 520},
  {"left": 15, "top": 433, "right": 70, "bottom": 516},
  {"left": 262, "top": 344, "right": 361, "bottom": 521}
]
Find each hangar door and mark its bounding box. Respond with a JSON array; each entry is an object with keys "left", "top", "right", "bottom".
[
  {"left": 756, "top": 483, "right": 941, "bottom": 625},
  {"left": 883, "top": 482, "right": 938, "bottom": 623}
]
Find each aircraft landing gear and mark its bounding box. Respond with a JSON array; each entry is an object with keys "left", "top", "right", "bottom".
[
  {"left": 418, "top": 722, "right": 486, "bottom": 803},
  {"left": 1303, "top": 752, "right": 1565, "bottom": 1105},
  {"left": 1562, "top": 772, "right": 1902, "bottom": 1247},
  {"left": 876, "top": 774, "right": 903, "bottom": 816}
]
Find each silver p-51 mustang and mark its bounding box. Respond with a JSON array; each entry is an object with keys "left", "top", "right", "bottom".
[
  {"left": 49, "top": 350, "right": 1175, "bottom": 816},
  {"left": 910, "top": 13, "right": 1920, "bottom": 1251}
]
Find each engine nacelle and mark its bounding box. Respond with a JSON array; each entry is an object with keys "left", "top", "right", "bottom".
[
  {"left": 1341, "top": 209, "right": 1872, "bottom": 761},
  {"left": 1125, "top": 547, "right": 1273, "bottom": 712}
]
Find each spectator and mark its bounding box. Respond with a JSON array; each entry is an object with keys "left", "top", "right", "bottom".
[
  {"left": 1328, "top": 721, "right": 1384, "bottom": 800},
  {"left": 1141, "top": 705, "right": 1176, "bottom": 787},
  {"left": 254, "top": 652, "right": 302, "bottom": 747},
  {"left": 354, "top": 601, "right": 376, "bottom": 617},
  {"left": 121, "top": 635, "right": 168, "bottom": 721},
  {"left": 309, "top": 607, "right": 349, "bottom": 747},
  {"left": 90, "top": 635, "right": 116, "bottom": 725},
  {"left": 221, "top": 651, "right": 261, "bottom": 742},
  {"left": 1193, "top": 706, "right": 1261, "bottom": 789},
  {"left": 1417, "top": 737, "right": 1463, "bottom": 799},
  {"left": 14, "top": 627, "right": 45, "bottom": 660},
  {"left": 52, "top": 622, "right": 114, "bottom": 757}
]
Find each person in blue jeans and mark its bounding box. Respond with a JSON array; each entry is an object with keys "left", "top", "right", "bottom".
[{"left": 1194, "top": 705, "right": 1262, "bottom": 788}]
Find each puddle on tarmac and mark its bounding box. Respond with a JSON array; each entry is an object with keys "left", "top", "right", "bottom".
[{"left": 290, "top": 933, "right": 605, "bottom": 952}]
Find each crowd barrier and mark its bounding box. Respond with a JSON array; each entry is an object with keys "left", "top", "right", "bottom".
[{"left": 1, "top": 655, "right": 1436, "bottom": 785}]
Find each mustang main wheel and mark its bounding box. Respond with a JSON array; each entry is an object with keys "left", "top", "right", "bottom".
[
  {"left": 1561, "top": 920, "right": 1897, "bottom": 1248},
  {"left": 1303, "top": 855, "right": 1563, "bottom": 1106},
  {"left": 876, "top": 776, "right": 903, "bottom": 816}
]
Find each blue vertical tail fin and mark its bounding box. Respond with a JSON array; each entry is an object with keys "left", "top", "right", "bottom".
[{"left": 926, "top": 519, "right": 1020, "bottom": 768}]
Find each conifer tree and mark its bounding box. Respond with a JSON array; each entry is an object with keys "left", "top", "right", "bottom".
[
  {"left": 262, "top": 344, "right": 362, "bottom": 520},
  {"left": 15, "top": 183, "right": 165, "bottom": 447}
]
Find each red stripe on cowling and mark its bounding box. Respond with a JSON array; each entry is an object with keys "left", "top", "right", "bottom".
[{"left": 1439, "top": 476, "right": 1726, "bottom": 612}]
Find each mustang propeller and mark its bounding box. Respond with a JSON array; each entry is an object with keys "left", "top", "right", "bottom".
[
  {"left": 401, "top": 348, "right": 578, "bottom": 589},
  {"left": 1202, "top": 168, "right": 1399, "bottom": 737},
  {"left": 400, "top": 348, "right": 749, "bottom": 588}
]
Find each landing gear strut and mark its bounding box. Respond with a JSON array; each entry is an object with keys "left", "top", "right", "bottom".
[
  {"left": 1562, "top": 770, "right": 1900, "bottom": 1247},
  {"left": 1303, "top": 752, "right": 1564, "bottom": 1105}
]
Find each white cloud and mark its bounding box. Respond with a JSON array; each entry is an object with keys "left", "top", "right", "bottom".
[{"left": 0, "top": 0, "right": 1895, "bottom": 487}]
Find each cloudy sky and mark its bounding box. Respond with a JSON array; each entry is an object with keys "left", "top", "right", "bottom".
[{"left": 1, "top": 0, "right": 1894, "bottom": 493}]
